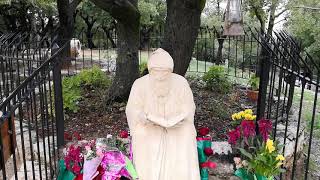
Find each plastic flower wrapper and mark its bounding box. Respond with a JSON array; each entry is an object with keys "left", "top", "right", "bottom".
[
  {"left": 196, "top": 128, "right": 217, "bottom": 180},
  {"left": 101, "top": 151, "right": 138, "bottom": 180}
]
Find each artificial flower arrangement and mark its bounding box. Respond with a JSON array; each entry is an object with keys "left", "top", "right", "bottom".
[
  {"left": 197, "top": 127, "right": 217, "bottom": 180},
  {"left": 227, "top": 109, "right": 286, "bottom": 180},
  {"left": 58, "top": 130, "right": 138, "bottom": 180}
]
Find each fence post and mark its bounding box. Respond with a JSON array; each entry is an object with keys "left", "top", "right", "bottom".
[
  {"left": 52, "top": 43, "right": 65, "bottom": 148},
  {"left": 256, "top": 41, "right": 271, "bottom": 125}
]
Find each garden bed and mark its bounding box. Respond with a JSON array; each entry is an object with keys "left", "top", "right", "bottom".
[{"left": 64, "top": 75, "right": 255, "bottom": 141}]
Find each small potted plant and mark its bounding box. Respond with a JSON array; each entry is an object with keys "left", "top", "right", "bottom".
[
  {"left": 235, "top": 139, "right": 285, "bottom": 180},
  {"left": 247, "top": 75, "right": 260, "bottom": 102}
]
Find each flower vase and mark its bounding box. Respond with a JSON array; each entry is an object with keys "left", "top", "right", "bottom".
[{"left": 254, "top": 174, "right": 273, "bottom": 180}]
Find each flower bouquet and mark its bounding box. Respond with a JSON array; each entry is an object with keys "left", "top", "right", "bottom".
[
  {"left": 197, "top": 127, "right": 217, "bottom": 180},
  {"left": 227, "top": 110, "right": 286, "bottom": 180},
  {"left": 58, "top": 130, "right": 138, "bottom": 180}
]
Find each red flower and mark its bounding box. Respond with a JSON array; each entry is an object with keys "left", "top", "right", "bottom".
[
  {"left": 241, "top": 120, "right": 256, "bottom": 139},
  {"left": 119, "top": 130, "right": 129, "bottom": 138},
  {"left": 198, "top": 127, "right": 210, "bottom": 136},
  {"left": 200, "top": 161, "right": 217, "bottom": 169},
  {"left": 228, "top": 127, "right": 241, "bottom": 145},
  {"left": 258, "top": 118, "right": 272, "bottom": 142},
  {"left": 73, "top": 132, "right": 82, "bottom": 141},
  {"left": 64, "top": 132, "right": 72, "bottom": 141},
  {"left": 204, "top": 148, "right": 213, "bottom": 156},
  {"left": 74, "top": 174, "right": 83, "bottom": 180},
  {"left": 72, "top": 164, "right": 81, "bottom": 175}
]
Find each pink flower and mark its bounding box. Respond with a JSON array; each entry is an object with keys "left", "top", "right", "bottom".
[
  {"left": 228, "top": 127, "right": 241, "bottom": 145},
  {"left": 96, "top": 147, "right": 104, "bottom": 158},
  {"left": 258, "top": 118, "right": 273, "bottom": 142},
  {"left": 241, "top": 120, "right": 256, "bottom": 139},
  {"left": 198, "top": 127, "right": 210, "bottom": 136},
  {"left": 85, "top": 145, "right": 91, "bottom": 151}
]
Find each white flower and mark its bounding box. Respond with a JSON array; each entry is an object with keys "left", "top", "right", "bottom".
[{"left": 107, "top": 134, "right": 113, "bottom": 139}]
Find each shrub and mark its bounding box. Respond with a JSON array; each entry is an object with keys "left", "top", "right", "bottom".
[
  {"left": 203, "top": 66, "right": 232, "bottom": 94},
  {"left": 62, "top": 76, "right": 82, "bottom": 112},
  {"left": 78, "top": 65, "right": 111, "bottom": 88},
  {"left": 248, "top": 75, "right": 260, "bottom": 91},
  {"left": 139, "top": 62, "right": 148, "bottom": 75},
  {"left": 62, "top": 66, "right": 111, "bottom": 113}
]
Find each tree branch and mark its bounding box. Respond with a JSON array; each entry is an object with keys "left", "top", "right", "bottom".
[
  {"left": 293, "top": 6, "right": 320, "bottom": 11},
  {"left": 275, "top": 8, "right": 287, "bottom": 18},
  {"left": 89, "top": 0, "right": 140, "bottom": 26}
]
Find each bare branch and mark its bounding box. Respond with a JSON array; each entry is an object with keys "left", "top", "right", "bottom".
[
  {"left": 275, "top": 9, "right": 288, "bottom": 18},
  {"left": 293, "top": 6, "right": 320, "bottom": 11}
]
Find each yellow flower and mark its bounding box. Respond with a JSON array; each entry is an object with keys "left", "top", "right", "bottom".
[
  {"left": 252, "top": 115, "right": 257, "bottom": 120},
  {"left": 266, "top": 139, "right": 275, "bottom": 153},
  {"left": 236, "top": 113, "right": 242, "bottom": 120},
  {"left": 232, "top": 113, "right": 237, "bottom": 120},
  {"left": 244, "top": 109, "right": 253, "bottom": 115},
  {"left": 245, "top": 114, "right": 253, "bottom": 120},
  {"left": 276, "top": 162, "right": 283, "bottom": 167},
  {"left": 276, "top": 154, "right": 285, "bottom": 161},
  {"left": 239, "top": 111, "right": 245, "bottom": 118}
]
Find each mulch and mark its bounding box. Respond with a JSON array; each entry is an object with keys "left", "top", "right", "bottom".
[{"left": 65, "top": 77, "right": 255, "bottom": 141}]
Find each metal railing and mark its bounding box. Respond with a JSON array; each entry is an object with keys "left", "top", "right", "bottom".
[
  {"left": 0, "top": 32, "right": 67, "bottom": 179},
  {"left": 255, "top": 28, "right": 320, "bottom": 179}
]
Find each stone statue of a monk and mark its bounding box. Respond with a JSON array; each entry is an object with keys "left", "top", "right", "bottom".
[{"left": 126, "top": 48, "right": 200, "bottom": 180}]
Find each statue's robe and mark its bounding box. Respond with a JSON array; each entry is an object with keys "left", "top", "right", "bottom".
[{"left": 126, "top": 73, "right": 200, "bottom": 180}]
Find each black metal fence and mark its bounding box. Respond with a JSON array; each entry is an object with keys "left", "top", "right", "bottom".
[
  {"left": 1, "top": 25, "right": 319, "bottom": 180},
  {"left": 0, "top": 32, "right": 66, "bottom": 179},
  {"left": 255, "top": 29, "right": 320, "bottom": 179},
  {"left": 67, "top": 26, "right": 260, "bottom": 79}
]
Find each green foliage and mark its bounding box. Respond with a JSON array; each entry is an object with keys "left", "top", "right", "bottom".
[
  {"left": 248, "top": 75, "right": 260, "bottom": 90},
  {"left": 138, "top": 0, "right": 166, "bottom": 27},
  {"left": 62, "top": 66, "right": 111, "bottom": 112},
  {"left": 78, "top": 66, "right": 111, "bottom": 88},
  {"left": 62, "top": 76, "right": 82, "bottom": 113},
  {"left": 286, "top": 0, "right": 320, "bottom": 64},
  {"left": 203, "top": 66, "right": 232, "bottom": 94},
  {"left": 238, "top": 140, "right": 286, "bottom": 178},
  {"left": 139, "top": 62, "right": 148, "bottom": 75}
]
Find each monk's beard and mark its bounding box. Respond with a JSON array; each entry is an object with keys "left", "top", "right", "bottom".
[{"left": 149, "top": 76, "right": 172, "bottom": 97}]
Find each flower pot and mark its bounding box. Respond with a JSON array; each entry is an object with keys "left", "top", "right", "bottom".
[
  {"left": 247, "top": 90, "right": 259, "bottom": 102},
  {"left": 0, "top": 114, "right": 17, "bottom": 170},
  {"left": 235, "top": 168, "right": 274, "bottom": 180}
]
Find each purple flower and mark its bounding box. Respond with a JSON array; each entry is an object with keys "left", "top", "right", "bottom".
[
  {"left": 228, "top": 127, "right": 241, "bottom": 145},
  {"left": 241, "top": 120, "right": 256, "bottom": 139},
  {"left": 258, "top": 118, "right": 273, "bottom": 142}
]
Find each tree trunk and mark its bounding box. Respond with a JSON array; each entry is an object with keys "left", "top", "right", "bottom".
[
  {"left": 267, "top": 0, "right": 278, "bottom": 35},
  {"left": 89, "top": 0, "right": 140, "bottom": 102},
  {"left": 161, "top": 0, "right": 202, "bottom": 76},
  {"left": 216, "top": 39, "right": 224, "bottom": 64},
  {"left": 86, "top": 22, "right": 96, "bottom": 48},
  {"left": 57, "top": 0, "right": 81, "bottom": 68}
]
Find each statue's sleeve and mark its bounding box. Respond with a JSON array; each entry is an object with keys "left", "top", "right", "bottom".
[
  {"left": 167, "top": 79, "right": 196, "bottom": 126},
  {"left": 125, "top": 80, "right": 145, "bottom": 134}
]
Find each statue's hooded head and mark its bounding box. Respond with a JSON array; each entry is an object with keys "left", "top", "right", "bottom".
[{"left": 147, "top": 48, "right": 174, "bottom": 81}]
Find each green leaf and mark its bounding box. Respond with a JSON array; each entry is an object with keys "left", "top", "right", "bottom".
[{"left": 238, "top": 148, "right": 253, "bottom": 159}]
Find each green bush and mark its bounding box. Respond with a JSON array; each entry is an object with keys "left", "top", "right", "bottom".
[
  {"left": 248, "top": 75, "right": 260, "bottom": 91},
  {"left": 139, "top": 62, "right": 148, "bottom": 75},
  {"left": 62, "top": 76, "right": 82, "bottom": 112},
  {"left": 203, "top": 66, "right": 232, "bottom": 94},
  {"left": 78, "top": 65, "right": 111, "bottom": 88},
  {"left": 62, "top": 66, "right": 111, "bottom": 112}
]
